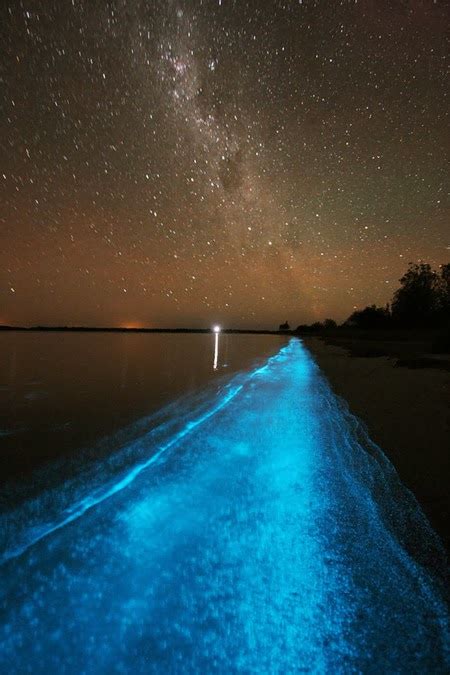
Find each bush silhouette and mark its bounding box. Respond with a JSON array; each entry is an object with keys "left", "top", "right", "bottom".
[
  {"left": 344, "top": 305, "right": 391, "bottom": 330},
  {"left": 391, "top": 263, "right": 442, "bottom": 327}
]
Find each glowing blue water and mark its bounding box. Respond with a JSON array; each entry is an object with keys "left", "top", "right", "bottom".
[{"left": 0, "top": 339, "right": 448, "bottom": 673}]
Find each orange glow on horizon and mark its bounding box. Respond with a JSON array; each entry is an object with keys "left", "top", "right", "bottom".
[{"left": 119, "top": 321, "right": 148, "bottom": 330}]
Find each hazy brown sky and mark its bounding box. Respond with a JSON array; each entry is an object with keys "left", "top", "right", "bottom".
[{"left": 1, "top": 0, "right": 448, "bottom": 328}]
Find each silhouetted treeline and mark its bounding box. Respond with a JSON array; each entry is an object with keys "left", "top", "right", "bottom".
[
  {"left": 347, "top": 263, "right": 450, "bottom": 329},
  {"left": 287, "top": 262, "right": 450, "bottom": 337},
  {"left": 295, "top": 318, "right": 337, "bottom": 333}
]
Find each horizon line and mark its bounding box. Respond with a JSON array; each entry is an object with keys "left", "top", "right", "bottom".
[{"left": 0, "top": 324, "right": 288, "bottom": 335}]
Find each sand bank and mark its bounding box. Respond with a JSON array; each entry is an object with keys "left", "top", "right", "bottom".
[{"left": 304, "top": 337, "right": 450, "bottom": 550}]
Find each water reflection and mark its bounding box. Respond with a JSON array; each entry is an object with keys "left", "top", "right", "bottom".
[
  {"left": 0, "top": 332, "right": 286, "bottom": 490},
  {"left": 212, "top": 326, "right": 220, "bottom": 370}
]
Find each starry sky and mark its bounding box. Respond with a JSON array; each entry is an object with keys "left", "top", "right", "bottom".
[{"left": 1, "top": 0, "right": 448, "bottom": 328}]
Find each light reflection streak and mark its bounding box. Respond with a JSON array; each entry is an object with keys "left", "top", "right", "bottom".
[{"left": 213, "top": 331, "right": 219, "bottom": 370}]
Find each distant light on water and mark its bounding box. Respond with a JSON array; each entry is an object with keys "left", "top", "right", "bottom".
[{"left": 213, "top": 327, "right": 220, "bottom": 369}]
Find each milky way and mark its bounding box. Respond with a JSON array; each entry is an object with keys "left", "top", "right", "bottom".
[{"left": 1, "top": 1, "right": 448, "bottom": 327}]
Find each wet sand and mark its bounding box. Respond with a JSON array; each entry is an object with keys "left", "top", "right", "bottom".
[{"left": 304, "top": 337, "right": 450, "bottom": 550}]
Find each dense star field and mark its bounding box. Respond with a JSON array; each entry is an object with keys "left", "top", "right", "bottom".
[{"left": 1, "top": 0, "right": 448, "bottom": 327}]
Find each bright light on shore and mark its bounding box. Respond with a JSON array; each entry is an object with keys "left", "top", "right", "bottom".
[{"left": 213, "top": 325, "right": 221, "bottom": 333}]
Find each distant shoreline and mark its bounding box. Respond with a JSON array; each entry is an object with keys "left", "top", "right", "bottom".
[{"left": 0, "top": 325, "right": 286, "bottom": 335}]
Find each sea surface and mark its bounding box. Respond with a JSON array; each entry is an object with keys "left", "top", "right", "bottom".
[
  {"left": 0, "top": 331, "right": 285, "bottom": 498},
  {"left": 0, "top": 334, "right": 449, "bottom": 673}
]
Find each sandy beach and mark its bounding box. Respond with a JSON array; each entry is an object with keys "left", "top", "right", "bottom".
[{"left": 305, "top": 337, "right": 450, "bottom": 551}]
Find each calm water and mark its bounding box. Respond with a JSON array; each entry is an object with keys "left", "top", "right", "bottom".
[
  {"left": 0, "top": 331, "right": 285, "bottom": 493},
  {"left": 0, "top": 336, "right": 448, "bottom": 672}
]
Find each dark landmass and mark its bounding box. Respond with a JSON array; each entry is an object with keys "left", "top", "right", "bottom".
[
  {"left": 297, "top": 327, "right": 450, "bottom": 372},
  {"left": 305, "top": 335, "right": 450, "bottom": 552}
]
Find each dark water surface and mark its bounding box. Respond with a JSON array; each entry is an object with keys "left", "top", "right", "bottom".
[{"left": 0, "top": 332, "right": 285, "bottom": 492}]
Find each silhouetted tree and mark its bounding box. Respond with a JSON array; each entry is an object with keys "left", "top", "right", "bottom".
[
  {"left": 438, "top": 263, "right": 450, "bottom": 322},
  {"left": 293, "top": 322, "right": 324, "bottom": 333},
  {"left": 344, "top": 304, "right": 391, "bottom": 329},
  {"left": 279, "top": 321, "right": 290, "bottom": 331},
  {"left": 391, "top": 263, "right": 442, "bottom": 326},
  {"left": 293, "top": 261, "right": 449, "bottom": 335},
  {"left": 294, "top": 324, "right": 312, "bottom": 333}
]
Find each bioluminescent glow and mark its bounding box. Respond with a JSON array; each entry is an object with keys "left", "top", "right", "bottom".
[{"left": 0, "top": 339, "right": 448, "bottom": 673}]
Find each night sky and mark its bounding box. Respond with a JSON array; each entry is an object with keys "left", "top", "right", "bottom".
[{"left": 1, "top": 0, "right": 448, "bottom": 328}]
